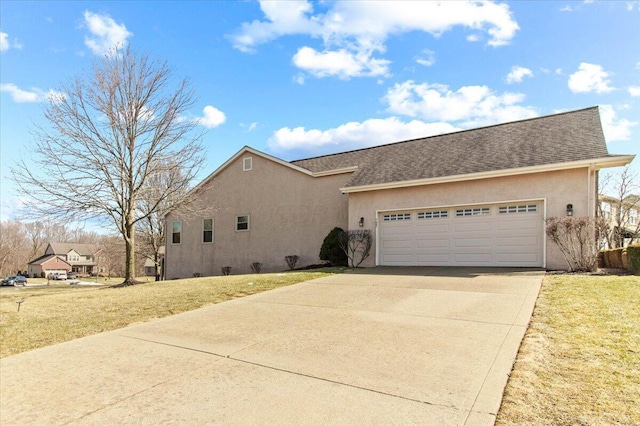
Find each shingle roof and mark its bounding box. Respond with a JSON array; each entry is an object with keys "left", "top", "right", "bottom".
[
  {"left": 48, "top": 243, "right": 100, "bottom": 256},
  {"left": 28, "top": 254, "right": 71, "bottom": 266},
  {"left": 291, "top": 106, "right": 619, "bottom": 188}
]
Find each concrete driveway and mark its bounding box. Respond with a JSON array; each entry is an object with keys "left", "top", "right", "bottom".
[{"left": 0, "top": 267, "right": 544, "bottom": 425}]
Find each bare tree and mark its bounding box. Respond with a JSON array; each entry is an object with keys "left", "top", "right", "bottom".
[
  {"left": 338, "top": 229, "right": 373, "bottom": 268},
  {"left": 546, "top": 216, "right": 607, "bottom": 272},
  {"left": 12, "top": 47, "right": 205, "bottom": 285},
  {"left": 598, "top": 166, "right": 640, "bottom": 248},
  {"left": 24, "top": 221, "right": 48, "bottom": 265},
  {"left": 136, "top": 164, "right": 186, "bottom": 280},
  {"left": 0, "top": 221, "right": 29, "bottom": 276}
]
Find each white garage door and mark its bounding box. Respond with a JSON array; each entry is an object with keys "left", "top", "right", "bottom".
[{"left": 378, "top": 202, "right": 544, "bottom": 267}]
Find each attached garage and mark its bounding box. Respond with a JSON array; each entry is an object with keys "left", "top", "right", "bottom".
[{"left": 378, "top": 201, "right": 544, "bottom": 267}]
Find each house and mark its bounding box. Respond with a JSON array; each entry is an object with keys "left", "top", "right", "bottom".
[
  {"left": 43, "top": 243, "right": 103, "bottom": 276},
  {"left": 27, "top": 254, "right": 72, "bottom": 278},
  {"left": 598, "top": 194, "right": 639, "bottom": 247},
  {"left": 143, "top": 246, "right": 165, "bottom": 277},
  {"left": 165, "top": 106, "right": 635, "bottom": 278}
]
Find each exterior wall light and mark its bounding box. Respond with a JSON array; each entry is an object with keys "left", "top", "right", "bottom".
[
  {"left": 359, "top": 217, "right": 365, "bottom": 227},
  {"left": 566, "top": 204, "right": 573, "bottom": 216}
]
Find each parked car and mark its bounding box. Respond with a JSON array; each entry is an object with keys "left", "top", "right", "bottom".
[
  {"left": 48, "top": 272, "right": 68, "bottom": 280},
  {"left": 67, "top": 272, "right": 76, "bottom": 280},
  {"left": 1, "top": 276, "right": 27, "bottom": 286}
]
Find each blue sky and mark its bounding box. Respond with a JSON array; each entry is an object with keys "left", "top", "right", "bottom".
[{"left": 1, "top": 0, "right": 639, "bottom": 225}]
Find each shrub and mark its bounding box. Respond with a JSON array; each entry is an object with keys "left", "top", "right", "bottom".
[
  {"left": 319, "top": 227, "right": 348, "bottom": 266},
  {"left": 338, "top": 229, "right": 373, "bottom": 268},
  {"left": 250, "top": 262, "right": 262, "bottom": 273},
  {"left": 622, "top": 248, "right": 629, "bottom": 269},
  {"left": 546, "top": 216, "right": 606, "bottom": 272},
  {"left": 610, "top": 249, "right": 624, "bottom": 269},
  {"left": 221, "top": 266, "right": 232, "bottom": 276},
  {"left": 627, "top": 245, "right": 640, "bottom": 275},
  {"left": 285, "top": 255, "right": 299, "bottom": 270}
]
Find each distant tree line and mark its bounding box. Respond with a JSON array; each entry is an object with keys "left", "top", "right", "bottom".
[{"left": 0, "top": 220, "right": 152, "bottom": 278}]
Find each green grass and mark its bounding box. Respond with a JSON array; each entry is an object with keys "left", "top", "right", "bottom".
[
  {"left": 0, "top": 269, "right": 343, "bottom": 358},
  {"left": 497, "top": 274, "right": 640, "bottom": 425}
]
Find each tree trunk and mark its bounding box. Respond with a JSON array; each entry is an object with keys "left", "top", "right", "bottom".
[{"left": 124, "top": 220, "right": 136, "bottom": 284}]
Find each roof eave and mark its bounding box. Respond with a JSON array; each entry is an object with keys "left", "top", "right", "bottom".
[{"left": 340, "top": 155, "right": 636, "bottom": 194}]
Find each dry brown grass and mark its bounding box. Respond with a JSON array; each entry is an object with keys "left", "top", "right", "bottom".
[
  {"left": 497, "top": 274, "right": 640, "bottom": 425},
  {"left": 0, "top": 269, "right": 341, "bottom": 358}
]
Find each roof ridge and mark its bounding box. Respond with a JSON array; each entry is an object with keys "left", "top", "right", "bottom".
[{"left": 291, "top": 106, "right": 599, "bottom": 163}]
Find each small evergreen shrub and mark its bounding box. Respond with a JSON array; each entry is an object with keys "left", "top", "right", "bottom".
[
  {"left": 319, "top": 227, "right": 348, "bottom": 266},
  {"left": 221, "top": 266, "right": 232, "bottom": 276}
]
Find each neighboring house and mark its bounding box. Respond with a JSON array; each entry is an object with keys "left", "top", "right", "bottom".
[
  {"left": 44, "top": 243, "right": 103, "bottom": 276},
  {"left": 598, "top": 194, "right": 640, "bottom": 247},
  {"left": 27, "top": 254, "right": 72, "bottom": 278},
  {"left": 165, "top": 106, "right": 635, "bottom": 278},
  {"left": 143, "top": 246, "right": 165, "bottom": 277}
]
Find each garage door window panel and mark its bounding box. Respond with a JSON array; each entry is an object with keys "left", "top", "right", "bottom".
[
  {"left": 383, "top": 213, "right": 411, "bottom": 221},
  {"left": 498, "top": 204, "right": 538, "bottom": 214},
  {"left": 456, "top": 207, "right": 490, "bottom": 217},
  {"left": 417, "top": 210, "right": 448, "bottom": 219}
]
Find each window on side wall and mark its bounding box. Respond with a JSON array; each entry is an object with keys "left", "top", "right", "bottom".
[
  {"left": 236, "top": 215, "right": 250, "bottom": 231},
  {"left": 172, "top": 221, "right": 182, "bottom": 244},
  {"left": 203, "top": 218, "right": 214, "bottom": 243},
  {"left": 243, "top": 157, "right": 252, "bottom": 171}
]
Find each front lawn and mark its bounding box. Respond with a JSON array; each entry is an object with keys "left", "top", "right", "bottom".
[
  {"left": 497, "top": 274, "right": 640, "bottom": 424},
  {"left": 0, "top": 269, "right": 341, "bottom": 358}
]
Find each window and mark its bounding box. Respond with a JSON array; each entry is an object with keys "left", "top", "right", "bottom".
[
  {"left": 172, "top": 221, "right": 182, "bottom": 244},
  {"left": 600, "top": 202, "right": 612, "bottom": 220},
  {"left": 243, "top": 157, "right": 252, "bottom": 171},
  {"left": 498, "top": 204, "right": 538, "bottom": 214},
  {"left": 456, "top": 207, "right": 490, "bottom": 217},
  {"left": 417, "top": 210, "right": 448, "bottom": 219},
  {"left": 383, "top": 213, "right": 411, "bottom": 221},
  {"left": 630, "top": 209, "right": 638, "bottom": 226},
  {"left": 203, "top": 219, "right": 214, "bottom": 243},
  {"left": 236, "top": 215, "right": 250, "bottom": 231}
]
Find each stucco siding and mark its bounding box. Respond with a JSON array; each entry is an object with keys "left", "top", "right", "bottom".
[
  {"left": 165, "top": 154, "right": 350, "bottom": 278},
  {"left": 347, "top": 168, "right": 592, "bottom": 270}
]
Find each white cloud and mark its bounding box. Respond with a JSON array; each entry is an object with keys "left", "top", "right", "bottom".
[
  {"left": 629, "top": 86, "right": 640, "bottom": 97},
  {"left": 568, "top": 62, "right": 614, "bottom": 94},
  {"left": 0, "top": 32, "right": 9, "bottom": 52},
  {"left": 83, "top": 11, "right": 132, "bottom": 55},
  {"left": 268, "top": 117, "right": 458, "bottom": 152},
  {"left": 384, "top": 80, "right": 538, "bottom": 127},
  {"left": 506, "top": 66, "right": 533, "bottom": 84},
  {"left": 0, "top": 31, "right": 22, "bottom": 52},
  {"left": 293, "top": 73, "right": 305, "bottom": 85},
  {"left": 415, "top": 49, "right": 435, "bottom": 67},
  {"left": 292, "top": 46, "right": 390, "bottom": 79},
  {"left": 232, "top": 1, "right": 519, "bottom": 79},
  {"left": 248, "top": 122, "right": 258, "bottom": 132},
  {"left": 197, "top": 105, "right": 226, "bottom": 128},
  {"left": 0, "top": 83, "right": 65, "bottom": 103},
  {"left": 599, "top": 104, "right": 637, "bottom": 142}
]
